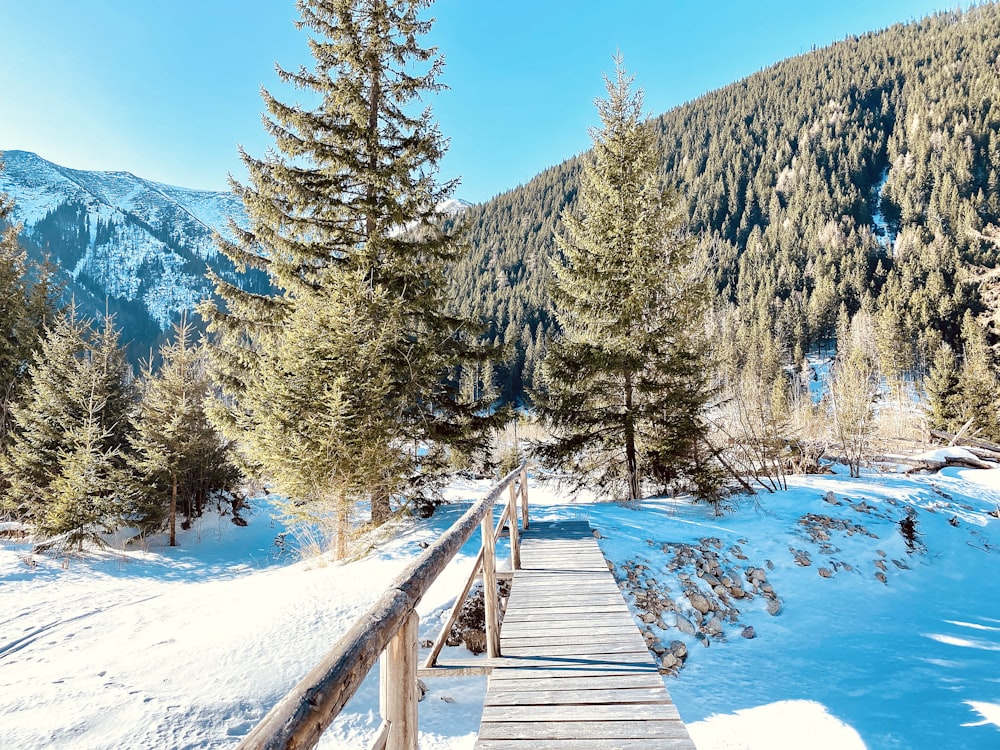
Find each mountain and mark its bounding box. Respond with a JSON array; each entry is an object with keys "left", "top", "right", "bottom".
[
  {"left": 0, "top": 149, "right": 266, "bottom": 357},
  {"left": 450, "top": 5, "right": 1000, "bottom": 403}
]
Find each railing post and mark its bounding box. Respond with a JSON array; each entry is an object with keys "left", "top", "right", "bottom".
[
  {"left": 379, "top": 610, "right": 419, "bottom": 750},
  {"left": 507, "top": 482, "right": 521, "bottom": 571},
  {"left": 519, "top": 463, "right": 529, "bottom": 530},
  {"left": 481, "top": 511, "right": 501, "bottom": 658}
]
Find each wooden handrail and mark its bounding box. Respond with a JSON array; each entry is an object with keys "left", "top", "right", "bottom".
[{"left": 236, "top": 462, "right": 529, "bottom": 750}]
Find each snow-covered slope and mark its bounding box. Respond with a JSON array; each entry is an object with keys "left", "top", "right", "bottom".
[
  {"left": 2, "top": 465, "right": 999, "bottom": 749},
  {"left": 0, "top": 149, "right": 256, "bottom": 348}
]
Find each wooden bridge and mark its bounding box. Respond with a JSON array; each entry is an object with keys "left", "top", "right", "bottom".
[
  {"left": 475, "top": 520, "right": 694, "bottom": 749},
  {"left": 236, "top": 465, "right": 695, "bottom": 750}
]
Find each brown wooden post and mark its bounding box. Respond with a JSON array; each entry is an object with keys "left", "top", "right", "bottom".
[
  {"left": 507, "top": 482, "right": 521, "bottom": 571},
  {"left": 481, "top": 512, "right": 501, "bottom": 658},
  {"left": 519, "top": 463, "right": 529, "bottom": 530},
  {"left": 379, "top": 610, "right": 419, "bottom": 750}
]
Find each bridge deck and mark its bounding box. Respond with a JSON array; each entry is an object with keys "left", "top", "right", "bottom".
[{"left": 475, "top": 520, "right": 696, "bottom": 749}]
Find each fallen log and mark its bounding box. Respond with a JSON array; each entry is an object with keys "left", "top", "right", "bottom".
[
  {"left": 930, "top": 429, "right": 1000, "bottom": 459},
  {"left": 872, "top": 453, "right": 996, "bottom": 473}
]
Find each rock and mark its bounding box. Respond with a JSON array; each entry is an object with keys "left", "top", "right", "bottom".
[
  {"left": 688, "top": 592, "right": 713, "bottom": 614},
  {"left": 703, "top": 616, "right": 724, "bottom": 636},
  {"left": 417, "top": 678, "right": 429, "bottom": 702},
  {"left": 592, "top": 529, "right": 602, "bottom": 539},
  {"left": 741, "top": 625, "right": 757, "bottom": 639},
  {"left": 641, "top": 612, "right": 656, "bottom": 624},
  {"left": 660, "top": 652, "right": 679, "bottom": 669},
  {"left": 675, "top": 614, "right": 697, "bottom": 635},
  {"left": 841, "top": 562, "right": 853, "bottom": 572},
  {"left": 824, "top": 491, "right": 840, "bottom": 505},
  {"left": 651, "top": 644, "right": 666, "bottom": 655},
  {"left": 876, "top": 571, "right": 888, "bottom": 584},
  {"left": 875, "top": 559, "right": 887, "bottom": 572},
  {"left": 760, "top": 583, "right": 774, "bottom": 595},
  {"left": 766, "top": 598, "right": 782, "bottom": 616},
  {"left": 440, "top": 695, "right": 456, "bottom": 704},
  {"left": 766, "top": 559, "right": 775, "bottom": 570},
  {"left": 818, "top": 567, "right": 833, "bottom": 578},
  {"left": 419, "top": 639, "right": 434, "bottom": 649},
  {"left": 669, "top": 640, "right": 688, "bottom": 659}
]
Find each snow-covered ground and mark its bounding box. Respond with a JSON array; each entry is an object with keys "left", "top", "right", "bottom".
[{"left": 3, "top": 460, "right": 1000, "bottom": 749}]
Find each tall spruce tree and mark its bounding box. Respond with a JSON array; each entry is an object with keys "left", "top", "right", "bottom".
[
  {"left": 3, "top": 303, "right": 135, "bottom": 542},
  {"left": 537, "top": 56, "right": 711, "bottom": 502},
  {"left": 200, "top": 0, "right": 499, "bottom": 541},
  {"left": 130, "top": 316, "right": 238, "bottom": 546},
  {"left": 0, "top": 174, "right": 59, "bottom": 453}
]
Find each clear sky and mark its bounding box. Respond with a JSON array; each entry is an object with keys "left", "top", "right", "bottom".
[{"left": 0, "top": 0, "right": 973, "bottom": 204}]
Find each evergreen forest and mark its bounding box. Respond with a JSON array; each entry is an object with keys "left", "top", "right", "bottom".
[{"left": 450, "top": 5, "right": 1000, "bottom": 405}]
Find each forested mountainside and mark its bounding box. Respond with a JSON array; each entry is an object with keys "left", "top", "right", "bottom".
[
  {"left": 0, "top": 150, "right": 268, "bottom": 359},
  {"left": 451, "top": 5, "right": 1000, "bottom": 404}
]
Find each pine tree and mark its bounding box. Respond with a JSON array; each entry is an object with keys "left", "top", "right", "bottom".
[
  {"left": 0, "top": 177, "right": 59, "bottom": 452},
  {"left": 130, "top": 316, "right": 237, "bottom": 546},
  {"left": 537, "top": 56, "right": 711, "bottom": 502},
  {"left": 200, "top": 0, "right": 500, "bottom": 541},
  {"left": 3, "top": 303, "right": 135, "bottom": 538},
  {"left": 956, "top": 312, "right": 1000, "bottom": 440},
  {"left": 925, "top": 341, "right": 962, "bottom": 432}
]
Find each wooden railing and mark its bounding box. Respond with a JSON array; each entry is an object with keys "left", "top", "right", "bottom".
[{"left": 236, "top": 462, "right": 530, "bottom": 750}]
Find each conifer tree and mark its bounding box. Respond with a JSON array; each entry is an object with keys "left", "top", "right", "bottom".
[
  {"left": 925, "top": 342, "right": 962, "bottom": 432},
  {"left": 956, "top": 312, "right": 1000, "bottom": 440},
  {"left": 130, "top": 316, "right": 237, "bottom": 546},
  {"left": 537, "top": 56, "right": 711, "bottom": 502},
  {"left": 200, "top": 0, "right": 500, "bottom": 539},
  {"left": 0, "top": 177, "right": 59, "bottom": 451},
  {"left": 3, "top": 303, "right": 135, "bottom": 538}
]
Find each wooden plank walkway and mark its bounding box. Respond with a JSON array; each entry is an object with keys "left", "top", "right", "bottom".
[{"left": 475, "top": 520, "right": 696, "bottom": 749}]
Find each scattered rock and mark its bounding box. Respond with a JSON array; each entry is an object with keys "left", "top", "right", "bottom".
[
  {"left": 766, "top": 599, "right": 782, "bottom": 616},
  {"left": 417, "top": 679, "right": 428, "bottom": 702},
  {"left": 818, "top": 567, "right": 833, "bottom": 578},
  {"left": 875, "top": 571, "right": 888, "bottom": 584},
  {"left": 702, "top": 616, "right": 724, "bottom": 637},
  {"left": 688, "top": 592, "right": 713, "bottom": 615},
  {"left": 669, "top": 640, "right": 688, "bottom": 659},
  {"left": 675, "top": 614, "right": 697, "bottom": 635},
  {"left": 741, "top": 625, "right": 757, "bottom": 639}
]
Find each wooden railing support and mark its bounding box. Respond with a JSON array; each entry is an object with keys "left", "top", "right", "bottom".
[
  {"left": 379, "top": 610, "right": 418, "bottom": 750},
  {"left": 507, "top": 481, "right": 521, "bottom": 571},
  {"left": 519, "top": 464, "right": 530, "bottom": 530},
  {"left": 481, "top": 507, "right": 501, "bottom": 659}
]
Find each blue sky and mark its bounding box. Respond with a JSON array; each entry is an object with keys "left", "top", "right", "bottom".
[{"left": 0, "top": 0, "right": 971, "bottom": 204}]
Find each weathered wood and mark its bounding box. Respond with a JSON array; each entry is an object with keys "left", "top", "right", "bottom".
[
  {"left": 474, "top": 520, "right": 695, "bottom": 750},
  {"left": 236, "top": 462, "right": 526, "bottom": 750},
  {"left": 519, "top": 465, "right": 530, "bottom": 531},
  {"left": 380, "top": 611, "right": 418, "bottom": 750},
  {"left": 416, "top": 665, "right": 491, "bottom": 678},
  {"left": 508, "top": 482, "right": 521, "bottom": 571},
  {"left": 477, "top": 720, "right": 693, "bottom": 741},
  {"left": 482, "top": 703, "right": 682, "bottom": 723},
  {"left": 485, "top": 686, "right": 673, "bottom": 706},
  {"left": 369, "top": 721, "right": 390, "bottom": 750},
  {"left": 482, "top": 509, "right": 501, "bottom": 659},
  {"left": 930, "top": 429, "right": 1000, "bottom": 455},
  {"left": 423, "top": 546, "right": 485, "bottom": 670},
  {"left": 477, "top": 739, "right": 696, "bottom": 749}
]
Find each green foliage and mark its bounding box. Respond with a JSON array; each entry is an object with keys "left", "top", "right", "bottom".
[
  {"left": 536, "top": 57, "right": 711, "bottom": 502},
  {"left": 2, "top": 302, "right": 135, "bottom": 543},
  {"left": 201, "top": 0, "right": 503, "bottom": 541},
  {"left": 130, "top": 316, "right": 238, "bottom": 544}
]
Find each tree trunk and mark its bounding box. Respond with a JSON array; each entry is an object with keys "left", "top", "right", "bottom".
[
  {"left": 624, "top": 370, "right": 640, "bottom": 501},
  {"left": 336, "top": 500, "right": 348, "bottom": 560},
  {"left": 169, "top": 472, "right": 178, "bottom": 547}
]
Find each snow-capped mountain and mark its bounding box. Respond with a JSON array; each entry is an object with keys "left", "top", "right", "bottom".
[
  {"left": 0, "top": 150, "right": 471, "bottom": 357},
  {"left": 0, "top": 149, "right": 263, "bottom": 355}
]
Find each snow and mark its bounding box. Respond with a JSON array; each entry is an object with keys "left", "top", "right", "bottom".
[{"left": 3, "top": 467, "right": 1000, "bottom": 749}]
